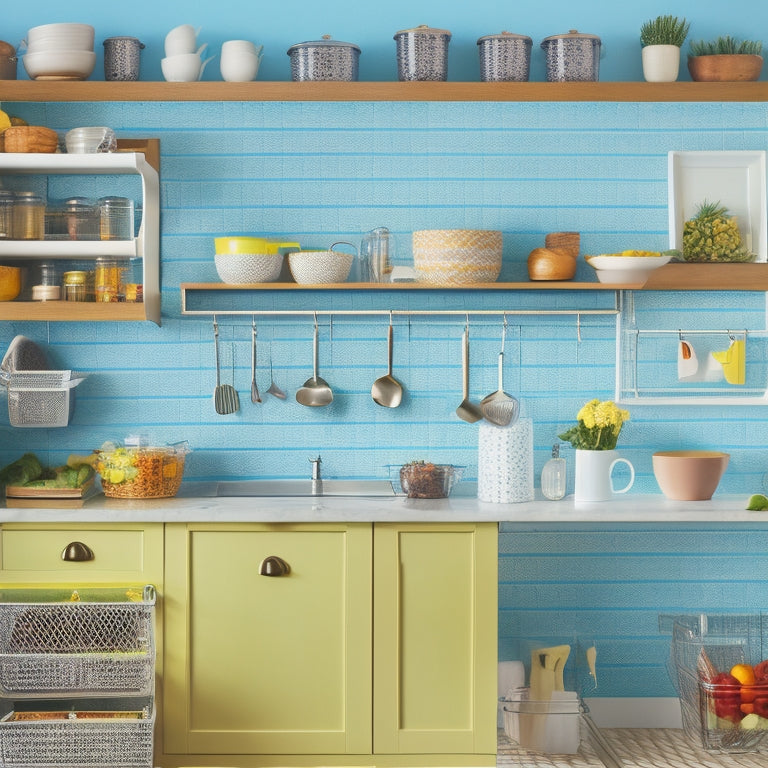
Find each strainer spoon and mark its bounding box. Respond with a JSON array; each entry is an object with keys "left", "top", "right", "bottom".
[{"left": 480, "top": 318, "right": 519, "bottom": 427}]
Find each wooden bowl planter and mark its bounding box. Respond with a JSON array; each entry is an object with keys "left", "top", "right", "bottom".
[{"left": 688, "top": 53, "right": 763, "bottom": 81}]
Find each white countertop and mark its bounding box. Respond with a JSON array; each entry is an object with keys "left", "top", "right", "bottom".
[{"left": 1, "top": 483, "right": 767, "bottom": 524}]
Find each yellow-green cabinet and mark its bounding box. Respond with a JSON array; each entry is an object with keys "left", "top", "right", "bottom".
[
  {"left": 373, "top": 523, "right": 497, "bottom": 759},
  {"left": 161, "top": 521, "right": 497, "bottom": 768},
  {"left": 162, "top": 522, "right": 373, "bottom": 760}
]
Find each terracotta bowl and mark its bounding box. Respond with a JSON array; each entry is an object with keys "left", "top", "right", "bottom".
[
  {"left": 688, "top": 54, "right": 763, "bottom": 82},
  {"left": 652, "top": 450, "right": 729, "bottom": 500}
]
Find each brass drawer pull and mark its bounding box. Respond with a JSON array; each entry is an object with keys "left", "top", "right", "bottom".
[
  {"left": 61, "top": 541, "right": 95, "bottom": 562},
  {"left": 258, "top": 555, "right": 290, "bottom": 576}
]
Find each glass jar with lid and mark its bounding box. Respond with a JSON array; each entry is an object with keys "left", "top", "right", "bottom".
[
  {"left": 94, "top": 257, "right": 123, "bottom": 302},
  {"left": 62, "top": 270, "right": 88, "bottom": 301},
  {"left": 99, "top": 196, "right": 134, "bottom": 241},
  {"left": 12, "top": 191, "right": 45, "bottom": 240},
  {"left": 0, "top": 190, "right": 13, "bottom": 240}
]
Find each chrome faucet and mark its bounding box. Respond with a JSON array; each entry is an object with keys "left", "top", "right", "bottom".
[{"left": 309, "top": 455, "right": 323, "bottom": 496}]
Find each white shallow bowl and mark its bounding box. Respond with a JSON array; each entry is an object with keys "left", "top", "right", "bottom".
[
  {"left": 585, "top": 253, "right": 672, "bottom": 283},
  {"left": 214, "top": 253, "right": 284, "bottom": 283},
  {"left": 288, "top": 250, "right": 353, "bottom": 284},
  {"left": 22, "top": 50, "right": 96, "bottom": 80},
  {"left": 26, "top": 23, "right": 94, "bottom": 52}
]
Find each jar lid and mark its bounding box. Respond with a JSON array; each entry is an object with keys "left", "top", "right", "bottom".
[
  {"left": 62, "top": 271, "right": 87, "bottom": 284},
  {"left": 541, "top": 29, "right": 601, "bottom": 45},
  {"left": 99, "top": 196, "right": 133, "bottom": 207},
  {"left": 394, "top": 24, "right": 452, "bottom": 40},
  {"left": 103, "top": 36, "right": 145, "bottom": 47},
  {"left": 477, "top": 31, "right": 532, "bottom": 45},
  {"left": 287, "top": 35, "right": 361, "bottom": 54}
]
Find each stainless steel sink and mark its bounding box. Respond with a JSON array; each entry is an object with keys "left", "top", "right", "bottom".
[{"left": 215, "top": 479, "right": 397, "bottom": 497}]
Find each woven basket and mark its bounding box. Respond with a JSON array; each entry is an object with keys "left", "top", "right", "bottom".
[
  {"left": 412, "top": 229, "right": 502, "bottom": 285},
  {"left": 2, "top": 125, "right": 59, "bottom": 154}
]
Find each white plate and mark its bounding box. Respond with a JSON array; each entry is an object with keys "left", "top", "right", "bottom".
[{"left": 668, "top": 150, "right": 767, "bottom": 262}]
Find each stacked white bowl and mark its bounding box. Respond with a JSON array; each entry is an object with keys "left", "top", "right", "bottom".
[
  {"left": 162, "top": 24, "right": 211, "bottom": 82},
  {"left": 22, "top": 23, "right": 96, "bottom": 80}
]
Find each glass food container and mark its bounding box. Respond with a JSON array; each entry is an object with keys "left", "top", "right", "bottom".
[{"left": 95, "top": 442, "right": 190, "bottom": 498}]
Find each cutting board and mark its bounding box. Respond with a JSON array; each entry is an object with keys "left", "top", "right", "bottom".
[{"left": 5, "top": 478, "right": 94, "bottom": 499}]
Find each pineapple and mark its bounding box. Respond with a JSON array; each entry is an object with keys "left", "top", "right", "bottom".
[{"left": 682, "top": 200, "right": 754, "bottom": 262}]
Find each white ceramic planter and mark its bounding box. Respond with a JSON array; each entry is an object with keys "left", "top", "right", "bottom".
[{"left": 642, "top": 44, "right": 681, "bottom": 82}]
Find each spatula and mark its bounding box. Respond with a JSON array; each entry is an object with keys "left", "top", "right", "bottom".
[{"left": 213, "top": 318, "right": 239, "bottom": 415}]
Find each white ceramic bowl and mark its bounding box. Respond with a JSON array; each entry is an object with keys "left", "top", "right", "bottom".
[
  {"left": 288, "top": 250, "right": 354, "bottom": 284},
  {"left": 22, "top": 50, "right": 96, "bottom": 80},
  {"left": 585, "top": 252, "right": 672, "bottom": 283},
  {"left": 26, "top": 23, "right": 94, "bottom": 52},
  {"left": 161, "top": 53, "right": 203, "bottom": 82},
  {"left": 65, "top": 127, "right": 116, "bottom": 153},
  {"left": 214, "top": 253, "right": 284, "bottom": 283}
]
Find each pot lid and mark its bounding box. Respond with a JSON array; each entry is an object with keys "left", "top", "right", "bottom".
[
  {"left": 287, "top": 34, "right": 360, "bottom": 54},
  {"left": 541, "top": 29, "right": 601, "bottom": 44},
  {"left": 477, "top": 31, "right": 532, "bottom": 45},
  {"left": 394, "top": 24, "right": 452, "bottom": 39}
]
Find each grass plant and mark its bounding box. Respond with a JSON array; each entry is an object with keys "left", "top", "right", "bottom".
[
  {"left": 689, "top": 36, "right": 763, "bottom": 56},
  {"left": 640, "top": 15, "right": 690, "bottom": 47}
]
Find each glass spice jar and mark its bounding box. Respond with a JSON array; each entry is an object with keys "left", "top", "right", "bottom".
[
  {"left": 99, "top": 196, "right": 134, "bottom": 241},
  {"left": 0, "top": 190, "right": 13, "bottom": 240},
  {"left": 94, "top": 257, "right": 123, "bottom": 302},
  {"left": 62, "top": 270, "right": 88, "bottom": 301},
  {"left": 12, "top": 191, "right": 45, "bottom": 240}
]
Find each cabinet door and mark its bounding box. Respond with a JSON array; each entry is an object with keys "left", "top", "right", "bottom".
[
  {"left": 373, "top": 522, "right": 497, "bottom": 756},
  {"left": 163, "top": 523, "right": 372, "bottom": 756}
]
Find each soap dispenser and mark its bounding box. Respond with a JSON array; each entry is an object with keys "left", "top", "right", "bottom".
[{"left": 541, "top": 443, "right": 566, "bottom": 500}]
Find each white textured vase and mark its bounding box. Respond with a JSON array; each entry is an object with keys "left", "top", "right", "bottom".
[
  {"left": 574, "top": 449, "right": 635, "bottom": 502},
  {"left": 478, "top": 418, "right": 533, "bottom": 503},
  {"left": 641, "top": 45, "right": 681, "bottom": 82}
]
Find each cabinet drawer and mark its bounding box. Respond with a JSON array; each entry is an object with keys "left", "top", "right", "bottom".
[{"left": 0, "top": 524, "right": 163, "bottom": 584}]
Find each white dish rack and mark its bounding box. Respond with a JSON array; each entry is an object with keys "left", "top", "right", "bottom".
[{"left": 0, "top": 585, "right": 156, "bottom": 768}]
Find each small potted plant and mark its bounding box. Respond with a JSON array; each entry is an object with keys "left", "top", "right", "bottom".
[
  {"left": 688, "top": 36, "right": 763, "bottom": 81},
  {"left": 640, "top": 15, "right": 690, "bottom": 82}
]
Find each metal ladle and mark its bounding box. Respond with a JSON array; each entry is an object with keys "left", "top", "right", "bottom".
[
  {"left": 371, "top": 312, "right": 404, "bottom": 408},
  {"left": 480, "top": 318, "right": 519, "bottom": 427},
  {"left": 296, "top": 314, "right": 334, "bottom": 407},
  {"left": 455, "top": 319, "right": 482, "bottom": 423},
  {"left": 267, "top": 344, "right": 287, "bottom": 400},
  {"left": 250, "top": 318, "right": 261, "bottom": 404}
]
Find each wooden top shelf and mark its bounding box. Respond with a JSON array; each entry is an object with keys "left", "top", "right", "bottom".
[{"left": 3, "top": 81, "right": 768, "bottom": 103}]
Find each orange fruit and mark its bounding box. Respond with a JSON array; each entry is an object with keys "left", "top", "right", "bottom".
[{"left": 731, "top": 663, "right": 757, "bottom": 686}]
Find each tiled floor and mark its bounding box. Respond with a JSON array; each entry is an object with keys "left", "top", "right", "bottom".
[{"left": 498, "top": 724, "right": 768, "bottom": 768}]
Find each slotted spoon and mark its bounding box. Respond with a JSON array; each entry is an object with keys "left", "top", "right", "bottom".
[
  {"left": 481, "top": 320, "right": 519, "bottom": 427},
  {"left": 213, "top": 318, "right": 239, "bottom": 415}
]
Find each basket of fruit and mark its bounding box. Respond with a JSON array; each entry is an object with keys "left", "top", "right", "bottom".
[{"left": 668, "top": 613, "right": 768, "bottom": 751}]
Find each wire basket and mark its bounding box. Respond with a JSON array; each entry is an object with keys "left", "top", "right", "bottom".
[
  {"left": 0, "top": 586, "right": 155, "bottom": 698},
  {"left": 0, "top": 706, "right": 155, "bottom": 767},
  {"left": 666, "top": 613, "right": 768, "bottom": 752},
  {"left": 5, "top": 371, "right": 85, "bottom": 428}
]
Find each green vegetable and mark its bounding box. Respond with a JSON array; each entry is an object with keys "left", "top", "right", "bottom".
[
  {"left": 0, "top": 453, "right": 43, "bottom": 487},
  {"left": 747, "top": 494, "right": 768, "bottom": 511}
]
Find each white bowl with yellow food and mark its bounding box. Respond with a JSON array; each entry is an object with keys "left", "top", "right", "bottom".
[{"left": 585, "top": 250, "right": 672, "bottom": 284}]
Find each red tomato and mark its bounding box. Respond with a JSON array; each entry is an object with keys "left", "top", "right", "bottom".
[{"left": 754, "top": 660, "right": 768, "bottom": 683}]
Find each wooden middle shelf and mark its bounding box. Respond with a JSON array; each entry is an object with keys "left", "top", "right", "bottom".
[{"left": 2, "top": 81, "right": 768, "bottom": 103}]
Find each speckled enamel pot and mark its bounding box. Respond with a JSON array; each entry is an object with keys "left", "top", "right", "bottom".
[
  {"left": 540, "top": 29, "right": 601, "bottom": 82},
  {"left": 394, "top": 25, "right": 451, "bottom": 81},
  {"left": 103, "top": 36, "right": 144, "bottom": 82},
  {"left": 287, "top": 35, "right": 360, "bottom": 81},
  {"left": 477, "top": 31, "right": 532, "bottom": 82}
]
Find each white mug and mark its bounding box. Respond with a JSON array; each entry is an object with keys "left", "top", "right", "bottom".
[
  {"left": 574, "top": 449, "right": 634, "bottom": 502},
  {"left": 164, "top": 24, "right": 201, "bottom": 57},
  {"left": 161, "top": 52, "right": 206, "bottom": 82},
  {"left": 220, "top": 47, "right": 262, "bottom": 82},
  {"left": 221, "top": 40, "right": 261, "bottom": 55}
]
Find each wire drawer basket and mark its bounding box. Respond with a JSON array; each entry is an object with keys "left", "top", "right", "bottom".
[
  {"left": 0, "top": 706, "right": 155, "bottom": 768},
  {"left": 0, "top": 586, "right": 155, "bottom": 698},
  {"left": 5, "top": 371, "right": 85, "bottom": 428},
  {"left": 666, "top": 613, "right": 768, "bottom": 753}
]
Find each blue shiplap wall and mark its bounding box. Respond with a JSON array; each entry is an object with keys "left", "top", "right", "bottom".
[{"left": 2, "top": 99, "right": 768, "bottom": 698}]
